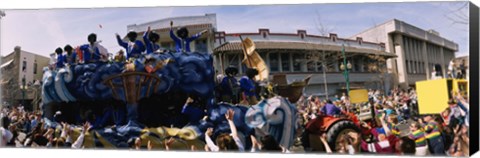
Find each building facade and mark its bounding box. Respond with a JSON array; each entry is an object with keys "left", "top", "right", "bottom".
[
  {"left": 1, "top": 46, "right": 49, "bottom": 109},
  {"left": 351, "top": 19, "right": 458, "bottom": 88},
  {"left": 213, "top": 29, "right": 396, "bottom": 97}
]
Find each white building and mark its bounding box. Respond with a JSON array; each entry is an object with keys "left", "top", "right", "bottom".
[
  {"left": 351, "top": 19, "right": 459, "bottom": 88},
  {"left": 1, "top": 46, "right": 50, "bottom": 108},
  {"left": 213, "top": 29, "right": 396, "bottom": 96}
]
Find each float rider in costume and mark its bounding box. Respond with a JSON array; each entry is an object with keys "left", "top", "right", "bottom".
[
  {"left": 55, "top": 47, "right": 65, "bottom": 69},
  {"left": 64, "top": 45, "right": 77, "bottom": 65},
  {"left": 116, "top": 31, "right": 146, "bottom": 60},
  {"left": 169, "top": 21, "right": 207, "bottom": 53},
  {"left": 220, "top": 66, "right": 240, "bottom": 104},
  {"left": 239, "top": 68, "right": 259, "bottom": 105},
  {"left": 79, "top": 33, "right": 101, "bottom": 64},
  {"left": 144, "top": 26, "right": 162, "bottom": 54}
]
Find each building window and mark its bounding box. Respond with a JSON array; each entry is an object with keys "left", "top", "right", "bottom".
[
  {"left": 353, "top": 58, "right": 361, "bottom": 72},
  {"left": 362, "top": 57, "right": 369, "bottom": 72},
  {"left": 417, "top": 61, "right": 420, "bottom": 74},
  {"left": 412, "top": 61, "right": 415, "bottom": 74},
  {"left": 406, "top": 60, "right": 410, "bottom": 74},
  {"left": 414, "top": 61, "right": 417, "bottom": 74},
  {"left": 280, "top": 53, "right": 290, "bottom": 72},
  {"left": 22, "top": 60, "right": 27, "bottom": 72},
  {"left": 317, "top": 62, "right": 323, "bottom": 72},
  {"left": 292, "top": 53, "right": 303, "bottom": 72},
  {"left": 33, "top": 61, "right": 37, "bottom": 74},
  {"left": 307, "top": 60, "right": 316, "bottom": 72},
  {"left": 226, "top": 54, "right": 240, "bottom": 70},
  {"left": 194, "top": 40, "right": 208, "bottom": 53},
  {"left": 410, "top": 61, "right": 414, "bottom": 74},
  {"left": 306, "top": 53, "right": 316, "bottom": 72},
  {"left": 269, "top": 53, "right": 279, "bottom": 72},
  {"left": 418, "top": 62, "right": 422, "bottom": 74},
  {"left": 421, "top": 62, "right": 424, "bottom": 73}
]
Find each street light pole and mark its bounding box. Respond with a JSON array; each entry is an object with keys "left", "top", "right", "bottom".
[
  {"left": 341, "top": 44, "right": 350, "bottom": 97},
  {"left": 322, "top": 50, "right": 328, "bottom": 99}
]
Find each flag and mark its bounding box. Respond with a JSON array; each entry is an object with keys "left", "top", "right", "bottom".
[
  {"left": 240, "top": 37, "right": 269, "bottom": 81},
  {"left": 75, "top": 46, "right": 83, "bottom": 63}
]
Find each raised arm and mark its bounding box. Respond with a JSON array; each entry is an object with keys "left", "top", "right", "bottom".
[
  {"left": 225, "top": 109, "right": 238, "bottom": 137},
  {"left": 116, "top": 33, "right": 128, "bottom": 49},
  {"left": 143, "top": 26, "right": 151, "bottom": 45},
  {"left": 250, "top": 135, "right": 262, "bottom": 152},
  {"left": 187, "top": 29, "right": 207, "bottom": 41},
  {"left": 204, "top": 128, "right": 219, "bottom": 152},
  {"left": 169, "top": 27, "right": 181, "bottom": 43},
  {"left": 164, "top": 137, "right": 175, "bottom": 151},
  {"left": 456, "top": 94, "right": 469, "bottom": 112},
  {"left": 60, "top": 122, "right": 69, "bottom": 139},
  {"left": 320, "top": 133, "right": 332, "bottom": 153},
  {"left": 379, "top": 113, "right": 392, "bottom": 136},
  {"left": 72, "top": 122, "right": 90, "bottom": 149},
  {"left": 226, "top": 109, "right": 245, "bottom": 151}
]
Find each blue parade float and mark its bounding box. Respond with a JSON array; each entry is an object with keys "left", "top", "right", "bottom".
[{"left": 41, "top": 28, "right": 300, "bottom": 149}]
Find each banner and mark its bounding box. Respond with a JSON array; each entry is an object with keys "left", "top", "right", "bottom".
[{"left": 349, "top": 89, "right": 369, "bottom": 104}]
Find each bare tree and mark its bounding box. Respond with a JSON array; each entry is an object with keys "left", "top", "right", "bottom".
[
  {"left": 443, "top": 1, "right": 469, "bottom": 30},
  {"left": 307, "top": 13, "right": 365, "bottom": 98},
  {"left": 365, "top": 55, "right": 389, "bottom": 92},
  {"left": 315, "top": 11, "right": 336, "bottom": 36}
]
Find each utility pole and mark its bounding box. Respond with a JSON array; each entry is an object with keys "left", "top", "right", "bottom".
[
  {"left": 340, "top": 44, "right": 351, "bottom": 97},
  {"left": 322, "top": 50, "right": 328, "bottom": 99}
]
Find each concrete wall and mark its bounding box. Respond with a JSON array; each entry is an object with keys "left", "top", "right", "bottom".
[
  {"left": 17, "top": 51, "right": 48, "bottom": 84},
  {"left": 34, "top": 54, "right": 50, "bottom": 81}
]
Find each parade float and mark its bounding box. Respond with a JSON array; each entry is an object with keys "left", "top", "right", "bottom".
[{"left": 40, "top": 45, "right": 302, "bottom": 150}]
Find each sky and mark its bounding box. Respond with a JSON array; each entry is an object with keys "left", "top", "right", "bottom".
[
  {"left": 0, "top": 1, "right": 476, "bottom": 158},
  {"left": 0, "top": 1, "right": 470, "bottom": 59}
]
